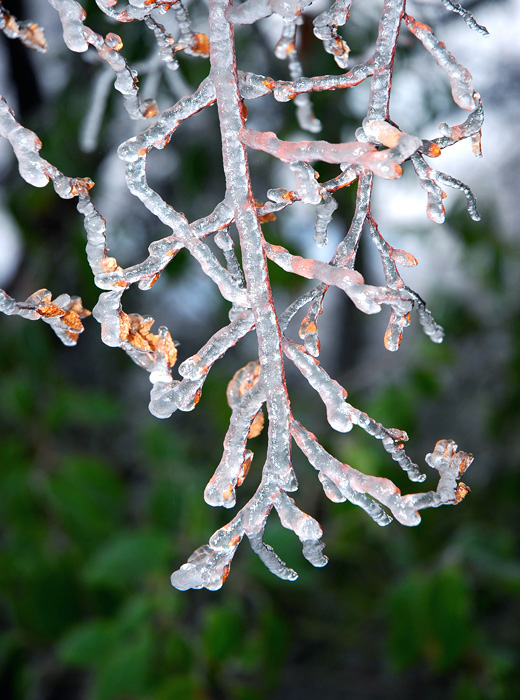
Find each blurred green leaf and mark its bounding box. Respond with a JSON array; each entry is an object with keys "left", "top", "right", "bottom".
[
  {"left": 44, "top": 387, "right": 123, "bottom": 430},
  {"left": 387, "top": 565, "right": 472, "bottom": 672},
  {"left": 162, "top": 632, "right": 193, "bottom": 673},
  {"left": 202, "top": 604, "right": 245, "bottom": 664},
  {"left": 153, "top": 675, "right": 206, "bottom": 700},
  {"left": 58, "top": 620, "right": 115, "bottom": 668},
  {"left": 93, "top": 631, "right": 153, "bottom": 700},
  {"left": 7, "top": 562, "right": 82, "bottom": 641},
  {"left": 84, "top": 530, "right": 173, "bottom": 589},
  {"left": 455, "top": 675, "right": 486, "bottom": 700},
  {"left": 0, "top": 374, "right": 37, "bottom": 423},
  {"left": 44, "top": 455, "right": 125, "bottom": 550}
]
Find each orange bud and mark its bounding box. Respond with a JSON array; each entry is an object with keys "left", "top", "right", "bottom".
[
  {"left": 455, "top": 482, "right": 471, "bottom": 503},
  {"left": 191, "top": 33, "right": 209, "bottom": 56}
]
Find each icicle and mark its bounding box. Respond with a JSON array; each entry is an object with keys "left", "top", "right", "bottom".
[
  {"left": 412, "top": 153, "right": 480, "bottom": 223},
  {"left": 313, "top": 0, "right": 352, "bottom": 69},
  {"left": 439, "top": 0, "right": 489, "bottom": 36},
  {"left": 273, "top": 491, "right": 328, "bottom": 567},
  {"left": 314, "top": 192, "right": 338, "bottom": 247},
  {"left": 283, "top": 339, "right": 353, "bottom": 432},
  {"left": 298, "top": 292, "right": 325, "bottom": 357},
  {"left": 404, "top": 14, "right": 476, "bottom": 111},
  {"left": 289, "top": 162, "right": 322, "bottom": 204},
  {"left": 275, "top": 19, "right": 322, "bottom": 133}
]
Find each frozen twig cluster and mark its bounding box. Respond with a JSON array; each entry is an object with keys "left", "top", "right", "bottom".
[{"left": 0, "top": 0, "right": 486, "bottom": 590}]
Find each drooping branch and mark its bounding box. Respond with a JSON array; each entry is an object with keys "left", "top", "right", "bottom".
[{"left": 0, "top": 0, "right": 486, "bottom": 591}]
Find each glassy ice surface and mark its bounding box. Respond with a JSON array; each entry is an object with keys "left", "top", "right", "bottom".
[{"left": 0, "top": 0, "right": 485, "bottom": 590}]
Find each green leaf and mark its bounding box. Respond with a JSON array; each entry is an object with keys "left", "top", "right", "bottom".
[
  {"left": 153, "top": 675, "right": 206, "bottom": 700},
  {"left": 162, "top": 632, "right": 192, "bottom": 672},
  {"left": 58, "top": 620, "right": 115, "bottom": 668},
  {"left": 44, "top": 455, "right": 125, "bottom": 550},
  {"left": 7, "top": 563, "right": 82, "bottom": 641},
  {"left": 93, "top": 631, "right": 153, "bottom": 700},
  {"left": 387, "top": 566, "right": 472, "bottom": 672},
  {"left": 0, "top": 374, "right": 37, "bottom": 423},
  {"left": 202, "top": 605, "right": 245, "bottom": 664},
  {"left": 44, "top": 387, "right": 123, "bottom": 431},
  {"left": 84, "top": 530, "right": 173, "bottom": 589}
]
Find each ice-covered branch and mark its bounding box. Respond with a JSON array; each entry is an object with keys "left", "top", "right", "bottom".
[
  {"left": 240, "top": 126, "right": 420, "bottom": 178},
  {"left": 0, "top": 288, "right": 90, "bottom": 346},
  {"left": 0, "top": 3, "right": 48, "bottom": 52},
  {"left": 0, "top": 0, "right": 486, "bottom": 590},
  {"left": 313, "top": 0, "right": 352, "bottom": 69},
  {"left": 292, "top": 421, "right": 472, "bottom": 525},
  {"left": 366, "top": 0, "right": 405, "bottom": 121},
  {"left": 439, "top": 0, "right": 488, "bottom": 36},
  {"left": 265, "top": 242, "right": 412, "bottom": 315},
  {"left": 404, "top": 13, "right": 476, "bottom": 110},
  {"left": 48, "top": 0, "right": 158, "bottom": 118}
]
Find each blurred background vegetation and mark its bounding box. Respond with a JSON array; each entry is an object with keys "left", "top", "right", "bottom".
[{"left": 1, "top": 1, "right": 519, "bottom": 698}]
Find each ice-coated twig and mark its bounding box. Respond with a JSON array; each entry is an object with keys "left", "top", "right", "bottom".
[
  {"left": 0, "top": 3, "right": 48, "bottom": 52},
  {"left": 275, "top": 19, "right": 322, "bottom": 133},
  {"left": 1, "top": 0, "right": 485, "bottom": 590},
  {"left": 0, "top": 288, "right": 90, "bottom": 346},
  {"left": 366, "top": 216, "right": 445, "bottom": 349},
  {"left": 204, "top": 362, "right": 265, "bottom": 508},
  {"left": 272, "top": 62, "right": 374, "bottom": 102},
  {"left": 292, "top": 420, "right": 471, "bottom": 524},
  {"left": 144, "top": 14, "right": 180, "bottom": 70},
  {"left": 283, "top": 339, "right": 426, "bottom": 482},
  {"left": 272, "top": 490, "right": 328, "bottom": 568},
  {"left": 0, "top": 95, "right": 109, "bottom": 280},
  {"left": 313, "top": 0, "right": 352, "bottom": 69},
  {"left": 240, "top": 126, "right": 418, "bottom": 179},
  {"left": 411, "top": 152, "right": 480, "bottom": 223},
  {"left": 48, "top": 0, "right": 158, "bottom": 119},
  {"left": 123, "top": 156, "right": 250, "bottom": 306},
  {"left": 435, "top": 93, "right": 484, "bottom": 158},
  {"left": 404, "top": 13, "right": 476, "bottom": 111},
  {"left": 96, "top": 0, "right": 210, "bottom": 59},
  {"left": 95, "top": 0, "right": 185, "bottom": 22},
  {"left": 439, "top": 0, "right": 489, "bottom": 37},
  {"left": 286, "top": 172, "right": 371, "bottom": 358},
  {"left": 170, "top": 0, "right": 210, "bottom": 59},
  {"left": 366, "top": 0, "right": 406, "bottom": 122},
  {"left": 266, "top": 242, "right": 413, "bottom": 315}
]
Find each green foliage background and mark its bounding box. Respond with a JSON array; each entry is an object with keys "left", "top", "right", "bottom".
[{"left": 1, "top": 2, "right": 519, "bottom": 698}]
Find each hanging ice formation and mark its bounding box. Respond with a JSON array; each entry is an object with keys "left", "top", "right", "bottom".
[{"left": 0, "top": 0, "right": 486, "bottom": 589}]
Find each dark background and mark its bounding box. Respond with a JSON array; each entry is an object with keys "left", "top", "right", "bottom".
[{"left": 1, "top": 1, "right": 519, "bottom": 698}]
